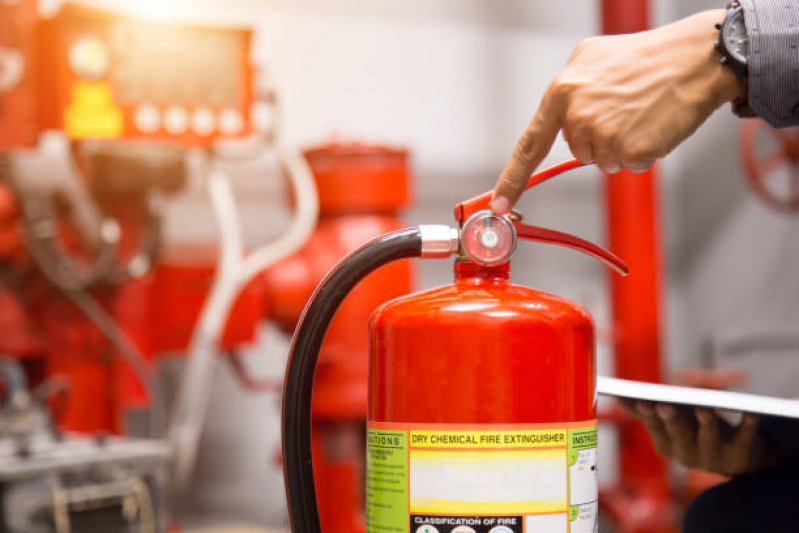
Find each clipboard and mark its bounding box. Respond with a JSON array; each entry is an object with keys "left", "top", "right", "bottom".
[{"left": 597, "top": 376, "right": 799, "bottom": 420}]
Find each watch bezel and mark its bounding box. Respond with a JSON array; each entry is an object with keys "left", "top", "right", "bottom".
[{"left": 721, "top": 5, "right": 749, "bottom": 66}]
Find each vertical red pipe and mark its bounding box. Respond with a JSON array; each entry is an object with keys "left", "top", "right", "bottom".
[
  {"left": 601, "top": 0, "right": 670, "bottom": 498},
  {"left": 602, "top": 0, "right": 650, "bottom": 35}
]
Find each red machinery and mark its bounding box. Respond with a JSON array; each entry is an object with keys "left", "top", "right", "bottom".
[
  {"left": 266, "top": 143, "right": 414, "bottom": 533},
  {"left": 35, "top": 4, "right": 253, "bottom": 144},
  {"left": 740, "top": 119, "right": 799, "bottom": 214},
  {"left": 0, "top": 0, "right": 39, "bottom": 148},
  {"left": 0, "top": 0, "right": 264, "bottom": 436},
  {"left": 282, "top": 160, "right": 629, "bottom": 533}
]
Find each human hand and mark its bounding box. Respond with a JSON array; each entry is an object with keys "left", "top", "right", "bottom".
[
  {"left": 491, "top": 10, "right": 741, "bottom": 213},
  {"left": 620, "top": 400, "right": 778, "bottom": 476}
]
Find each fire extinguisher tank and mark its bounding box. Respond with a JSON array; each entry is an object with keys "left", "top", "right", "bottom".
[
  {"left": 369, "top": 259, "right": 595, "bottom": 426},
  {"left": 282, "top": 162, "right": 624, "bottom": 533}
]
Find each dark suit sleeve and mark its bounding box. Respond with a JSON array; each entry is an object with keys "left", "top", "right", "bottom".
[
  {"left": 759, "top": 415, "right": 799, "bottom": 462},
  {"left": 740, "top": 0, "right": 799, "bottom": 127}
]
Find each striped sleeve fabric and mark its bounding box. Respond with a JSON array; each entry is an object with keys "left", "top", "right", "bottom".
[{"left": 740, "top": 0, "right": 799, "bottom": 127}]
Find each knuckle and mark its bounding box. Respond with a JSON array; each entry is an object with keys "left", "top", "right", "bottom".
[
  {"left": 565, "top": 107, "right": 591, "bottom": 130},
  {"left": 593, "top": 127, "right": 615, "bottom": 149},
  {"left": 548, "top": 74, "right": 577, "bottom": 101},
  {"left": 571, "top": 37, "right": 597, "bottom": 57}
]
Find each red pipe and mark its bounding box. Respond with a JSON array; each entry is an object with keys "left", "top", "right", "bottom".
[
  {"left": 606, "top": 170, "right": 669, "bottom": 496},
  {"left": 602, "top": 0, "right": 650, "bottom": 35},
  {"left": 601, "top": 0, "right": 670, "bottom": 507}
]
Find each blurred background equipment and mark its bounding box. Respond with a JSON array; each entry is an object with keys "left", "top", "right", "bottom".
[
  {"left": 740, "top": 120, "right": 799, "bottom": 214},
  {"left": 35, "top": 3, "right": 253, "bottom": 144},
  {"left": 167, "top": 142, "right": 318, "bottom": 499},
  {"left": 0, "top": 0, "right": 257, "bottom": 437},
  {"left": 1, "top": 0, "right": 798, "bottom": 531},
  {"left": 0, "top": 358, "right": 168, "bottom": 533},
  {"left": 0, "top": 0, "right": 299, "bottom": 530}
]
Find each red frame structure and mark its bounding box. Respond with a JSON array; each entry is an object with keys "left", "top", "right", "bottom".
[{"left": 600, "top": 1, "right": 673, "bottom": 531}]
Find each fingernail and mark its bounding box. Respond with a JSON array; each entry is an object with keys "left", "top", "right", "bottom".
[
  {"left": 491, "top": 195, "right": 510, "bottom": 214},
  {"left": 656, "top": 404, "right": 676, "bottom": 419},
  {"left": 604, "top": 164, "right": 621, "bottom": 174},
  {"left": 628, "top": 163, "right": 652, "bottom": 174},
  {"left": 695, "top": 409, "right": 712, "bottom": 424}
]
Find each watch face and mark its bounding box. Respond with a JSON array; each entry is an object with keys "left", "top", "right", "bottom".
[{"left": 723, "top": 8, "right": 749, "bottom": 65}]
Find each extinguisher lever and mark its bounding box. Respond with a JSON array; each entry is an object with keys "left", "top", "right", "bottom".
[
  {"left": 455, "top": 159, "right": 628, "bottom": 274},
  {"left": 514, "top": 222, "right": 629, "bottom": 275},
  {"left": 454, "top": 159, "right": 586, "bottom": 223}
]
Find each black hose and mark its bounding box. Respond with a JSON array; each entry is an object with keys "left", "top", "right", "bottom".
[{"left": 282, "top": 228, "right": 422, "bottom": 533}]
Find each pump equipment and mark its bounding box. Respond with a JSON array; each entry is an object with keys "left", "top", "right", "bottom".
[{"left": 282, "top": 160, "right": 629, "bottom": 533}]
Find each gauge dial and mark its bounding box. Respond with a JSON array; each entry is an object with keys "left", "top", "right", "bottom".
[{"left": 461, "top": 210, "right": 516, "bottom": 266}]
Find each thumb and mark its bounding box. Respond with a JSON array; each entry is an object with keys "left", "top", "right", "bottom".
[{"left": 491, "top": 93, "right": 563, "bottom": 213}]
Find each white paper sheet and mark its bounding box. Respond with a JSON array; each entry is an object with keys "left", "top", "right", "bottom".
[{"left": 597, "top": 376, "right": 799, "bottom": 420}]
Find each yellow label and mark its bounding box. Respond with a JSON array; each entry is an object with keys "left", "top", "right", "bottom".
[
  {"left": 64, "top": 81, "right": 123, "bottom": 139},
  {"left": 367, "top": 422, "right": 598, "bottom": 533}
]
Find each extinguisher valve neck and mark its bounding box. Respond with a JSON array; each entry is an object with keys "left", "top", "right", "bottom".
[{"left": 419, "top": 225, "right": 460, "bottom": 258}]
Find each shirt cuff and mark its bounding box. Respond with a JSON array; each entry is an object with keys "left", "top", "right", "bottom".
[{"left": 740, "top": 0, "right": 799, "bottom": 127}]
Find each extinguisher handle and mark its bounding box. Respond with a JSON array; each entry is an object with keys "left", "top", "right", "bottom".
[
  {"left": 454, "top": 159, "right": 586, "bottom": 223},
  {"left": 514, "top": 222, "right": 629, "bottom": 275},
  {"left": 454, "top": 160, "right": 628, "bottom": 275}
]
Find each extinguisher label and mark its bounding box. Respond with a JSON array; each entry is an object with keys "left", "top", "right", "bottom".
[{"left": 366, "top": 421, "right": 598, "bottom": 533}]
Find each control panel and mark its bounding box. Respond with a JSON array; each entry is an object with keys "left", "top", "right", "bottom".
[
  {"left": 37, "top": 4, "right": 254, "bottom": 144},
  {"left": 31, "top": 3, "right": 254, "bottom": 145}
]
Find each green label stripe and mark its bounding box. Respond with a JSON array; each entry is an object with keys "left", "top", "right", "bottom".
[
  {"left": 569, "top": 505, "right": 580, "bottom": 521},
  {"left": 568, "top": 426, "right": 597, "bottom": 466},
  {"left": 366, "top": 429, "right": 409, "bottom": 533}
]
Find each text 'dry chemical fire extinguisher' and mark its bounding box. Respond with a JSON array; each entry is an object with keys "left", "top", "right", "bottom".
[{"left": 283, "top": 160, "right": 629, "bottom": 533}]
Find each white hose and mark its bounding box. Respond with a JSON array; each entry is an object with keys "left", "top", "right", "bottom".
[{"left": 167, "top": 143, "right": 318, "bottom": 497}]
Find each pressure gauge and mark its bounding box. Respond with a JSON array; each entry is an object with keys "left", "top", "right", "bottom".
[{"left": 461, "top": 210, "right": 516, "bottom": 266}]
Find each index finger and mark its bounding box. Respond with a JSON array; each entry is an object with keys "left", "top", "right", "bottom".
[{"left": 491, "top": 87, "right": 565, "bottom": 213}]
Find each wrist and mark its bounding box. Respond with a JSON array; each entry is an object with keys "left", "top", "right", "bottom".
[{"left": 714, "top": 58, "right": 744, "bottom": 105}]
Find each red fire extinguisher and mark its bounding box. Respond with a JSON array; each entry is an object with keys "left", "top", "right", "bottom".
[{"left": 283, "top": 160, "right": 628, "bottom": 533}]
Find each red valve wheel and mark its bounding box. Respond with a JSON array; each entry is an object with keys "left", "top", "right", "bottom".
[{"left": 740, "top": 119, "right": 799, "bottom": 214}]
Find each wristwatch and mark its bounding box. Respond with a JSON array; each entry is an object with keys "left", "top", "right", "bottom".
[{"left": 716, "top": 1, "right": 756, "bottom": 117}]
